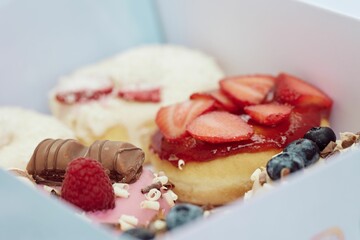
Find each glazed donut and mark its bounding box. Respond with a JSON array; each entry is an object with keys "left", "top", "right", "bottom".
[
  {"left": 148, "top": 73, "right": 333, "bottom": 205},
  {"left": 49, "top": 45, "right": 225, "bottom": 154},
  {"left": 0, "top": 107, "right": 75, "bottom": 170}
]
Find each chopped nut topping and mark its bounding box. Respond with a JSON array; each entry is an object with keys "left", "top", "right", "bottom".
[
  {"left": 141, "top": 181, "right": 162, "bottom": 194},
  {"left": 259, "top": 172, "right": 267, "bottom": 185},
  {"left": 341, "top": 132, "right": 357, "bottom": 149},
  {"left": 320, "top": 141, "right": 337, "bottom": 158},
  {"left": 280, "top": 168, "right": 291, "bottom": 178}
]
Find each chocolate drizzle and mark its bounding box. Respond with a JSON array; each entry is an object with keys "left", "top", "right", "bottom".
[{"left": 26, "top": 139, "right": 145, "bottom": 186}]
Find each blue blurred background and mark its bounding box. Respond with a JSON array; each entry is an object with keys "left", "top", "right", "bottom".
[{"left": 0, "top": 0, "right": 163, "bottom": 112}]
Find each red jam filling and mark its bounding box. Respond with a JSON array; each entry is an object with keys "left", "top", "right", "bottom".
[{"left": 150, "top": 107, "right": 330, "bottom": 164}]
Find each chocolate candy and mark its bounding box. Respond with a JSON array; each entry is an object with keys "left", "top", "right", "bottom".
[{"left": 26, "top": 139, "right": 144, "bottom": 186}]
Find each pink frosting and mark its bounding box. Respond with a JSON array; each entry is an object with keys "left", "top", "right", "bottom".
[{"left": 85, "top": 169, "right": 171, "bottom": 225}]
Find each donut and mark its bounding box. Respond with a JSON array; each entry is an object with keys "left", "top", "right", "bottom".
[
  {"left": 0, "top": 107, "right": 75, "bottom": 170},
  {"left": 49, "top": 45, "right": 225, "bottom": 156},
  {"left": 21, "top": 138, "right": 175, "bottom": 231},
  {"left": 148, "top": 73, "right": 333, "bottom": 205}
]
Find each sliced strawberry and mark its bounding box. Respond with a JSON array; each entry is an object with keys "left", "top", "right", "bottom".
[
  {"left": 55, "top": 76, "right": 113, "bottom": 104},
  {"left": 186, "top": 111, "right": 254, "bottom": 143},
  {"left": 244, "top": 103, "right": 293, "bottom": 126},
  {"left": 190, "top": 89, "right": 239, "bottom": 113},
  {"left": 275, "top": 73, "right": 332, "bottom": 108},
  {"left": 118, "top": 83, "right": 161, "bottom": 103},
  {"left": 220, "top": 75, "right": 276, "bottom": 106},
  {"left": 155, "top": 99, "right": 215, "bottom": 140}
]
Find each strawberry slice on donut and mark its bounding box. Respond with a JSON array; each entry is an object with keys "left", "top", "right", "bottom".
[
  {"left": 118, "top": 83, "right": 161, "bottom": 103},
  {"left": 155, "top": 99, "right": 215, "bottom": 140},
  {"left": 55, "top": 76, "right": 113, "bottom": 105},
  {"left": 190, "top": 89, "right": 239, "bottom": 113},
  {"left": 244, "top": 103, "right": 293, "bottom": 126},
  {"left": 220, "top": 75, "right": 276, "bottom": 106},
  {"left": 275, "top": 73, "right": 332, "bottom": 109},
  {"left": 186, "top": 111, "right": 254, "bottom": 143}
]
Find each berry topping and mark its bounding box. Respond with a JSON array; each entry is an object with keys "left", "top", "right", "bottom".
[
  {"left": 284, "top": 138, "right": 320, "bottom": 167},
  {"left": 122, "top": 228, "right": 155, "bottom": 240},
  {"left": 266, "top": 152, "right": 305, "bottom": 180},
  {"left": 219, "top": 75, "right": 276, "bottom": 106},
  {"left": 304, "top": 127, "right": 337, "bottom": 151},
  {"left": 166, "top": 204, "right": 204, "bottom": 230},
  {"left": 55, "top": 76, "right": 113, "bottom": 104},
  {"left": 190, "top": 89, "right": 239, "bottom": 113},
  {"left": 61, "top": 157, "right": 115, "bottom": 212},
  {"left": 275, "top": 73, "right": 332, "bottom": 109},
  {"left": 155, "top": 99, "right": 215, "bottom": 140},
  {"left": 186, "top": 111, "right": 254, "bottom": 143},
  {"left": 118, "top": 83, "right": 161, "bottom": 103},
  {"left": 244, "top": 103, "right": 292, "bottom": 126}
]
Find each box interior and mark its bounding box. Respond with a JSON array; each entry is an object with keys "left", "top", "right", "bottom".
[{"left": 1, "top": 0, "right": 360, "bottom": 239}]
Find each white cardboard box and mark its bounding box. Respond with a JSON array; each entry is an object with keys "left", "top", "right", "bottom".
[{"left": 0, "top": 1, "right": 359, "bottom": 239}]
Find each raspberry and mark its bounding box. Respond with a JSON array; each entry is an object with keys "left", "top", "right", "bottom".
[{"left": 61, "top": 157, "right": 115, "bottom": 212}]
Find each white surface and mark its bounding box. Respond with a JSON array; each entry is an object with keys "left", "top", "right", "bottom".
[{"left": 301, "top": 0, "right": 360, "bottom": 19}]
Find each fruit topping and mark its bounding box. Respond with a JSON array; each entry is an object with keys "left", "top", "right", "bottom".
[
  {"left": 284, "top": 138, "right": 320, "bottom": 167},
  {"left": 190, "top": 89, "right": 239, "bottom": 113},
  {"left": 275, "top": 73, "right": 332, "bottom": 109},
  {"left": 155, "top": 99, "right": 215, "bottom": 140},
  {"left": 55, "top": 76, "right": 113, "bottom": 104},
  {"left": 219, "top": 75, "right": 276, "bottom": 106},
  {"left": 166, "top": 204, "right": 204, "bottom": 230},
  {"left": 61, "top": 157, "right": 115, "bottom": 212},
  {"left": 304, "top": 127, "right": 337, "bottom": 151},
  {"left": 244, "top": 103, "right": 292, "bottom": 126},
  {"left": 266, "top": 152, "right": 305, "bottom": 180},
  {"left": 122, "top": 227, "right": 155, "bottom": 240},
  {"left": 186, "top": 111, "right": 254, "bottom": 143},
  {"left": 118, "top": 83, "right": 161, "bottom": 103}
]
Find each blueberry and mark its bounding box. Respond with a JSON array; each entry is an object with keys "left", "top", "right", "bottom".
[
  {"left": 304, "top": 127, "right": 336, "bottom": 151},
  {"left": 266, "top": 152, "right": 305, "bottom": 180},
  {"left": 166, "top": 204, "right": 204, "bottom": 230},
  {"left": 122, "top": 228, "right": 155, "bottom": 240},
  {"left": 284, "top": 138, "right": 320, "bottom": 167}
]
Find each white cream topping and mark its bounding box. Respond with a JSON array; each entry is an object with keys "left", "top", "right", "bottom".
[
  {"left": 0, "top": 107, "right": 75, "bottom": 170},
  {"left": 49, "top": 45, "right": 225, "bottom": 146}
]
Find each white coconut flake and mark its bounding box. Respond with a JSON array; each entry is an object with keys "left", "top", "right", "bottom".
[
  {"left": 163, "top": 190, "right": 178, "bottom": 207},
  {"left": 152, "top": 176, "right": 168, "bottom": 185},
  {"left": 140, "top": 200, "right": 160, "bottom": 211},
  {"left": 43, "top": 185, "right": 60, "bottom": 195},
  {"left": 145, "top": 188, "right": 162, "bottom": 201},
  {"left": 119, "top": 214, "right": 138, "bottom": 231},
  {"left": 178, "top": 159, "right": 185, "bottom": 170},
  {"left": 113, "top": 183, "right": 130, "bottom": 198},
  {"left": 153, "top": 219, "right": 167, "bottom": 231}
]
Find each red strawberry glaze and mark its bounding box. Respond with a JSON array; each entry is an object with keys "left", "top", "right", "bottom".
[{"left": 150, "top": 107, "right": 329, "bottom": 165}]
